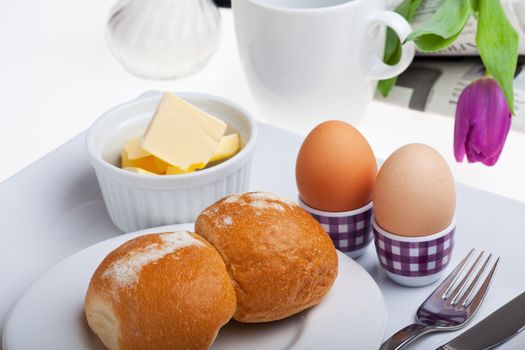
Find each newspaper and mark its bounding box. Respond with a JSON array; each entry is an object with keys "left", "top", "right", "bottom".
[
  {"left": 378, "top": 1, "right": 525, "bottom": 132},
  {"left": 375, "top": 58, "right": 525, "bottom": 132}
]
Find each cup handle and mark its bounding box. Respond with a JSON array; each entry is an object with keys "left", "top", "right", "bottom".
[{"left": 365, "top": 11, "right": 416, "bottom": 80}]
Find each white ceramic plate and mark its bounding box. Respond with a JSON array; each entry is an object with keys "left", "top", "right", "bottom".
[{"left": 3, "top": 223, "right": 387, "bottom": 350}]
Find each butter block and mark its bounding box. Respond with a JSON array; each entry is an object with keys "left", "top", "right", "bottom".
[
  {"left": 123, "top": 137, "right": 151, "bottom": 160},
  {"left": 165, "top": 133, "right": 241, "bottom": 174},
  {"left": 166, "top": 162, "right": 205, "bottom": 174},
  {"left": 124, "top": 167, "right": 157, "bottom": 175},
  {"left": 166, "top": 166, "right": 193, "bottom": 175},
  {"left": 153, "top": 157, "right": 170, "bottom": 174},
  {"left": 166, "top": 161, "right": 207, "bottom": 175},
  {"left": 210, "top": 133, "right": 240, "bottom": 163},
  {"left": 121, "top": 150, "right": 164, "bottom": 174},
  {"left": 142, "top": 93, "right": 227, "bottom": 171}
]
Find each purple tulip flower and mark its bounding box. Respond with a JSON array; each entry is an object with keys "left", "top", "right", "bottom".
[{"left": 454, "top": 77, "right": 512, "bottom": 166}]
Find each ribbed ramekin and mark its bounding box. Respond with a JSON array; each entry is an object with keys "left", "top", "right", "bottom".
[{"left": 86, "top": 92, "right": 258, "bottom": 232}]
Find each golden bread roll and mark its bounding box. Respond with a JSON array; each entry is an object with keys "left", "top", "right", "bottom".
[
  {"left": 195, "top": 192, "right": 338, "bottom": 323},
  {"left": 84, "top": 231, "right": 236, "bottom": 350}
]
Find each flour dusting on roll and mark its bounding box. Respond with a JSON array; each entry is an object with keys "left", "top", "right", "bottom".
[
  {"left": 102, "top": 232, "right": 204, "bottom": 289},
  {"left": 84, "top": 231, "right": 236, "bottom": 350}
]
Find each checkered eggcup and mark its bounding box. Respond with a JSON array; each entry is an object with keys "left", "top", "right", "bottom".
[
  {"left": 298, "top": 198, "right": 373, "bottom": 259},
  {"left": 373, "top": 219, "right": 456, "bottom": 287}
]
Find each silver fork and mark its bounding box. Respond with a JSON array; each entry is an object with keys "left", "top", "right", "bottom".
[{"left": 380, "top": 249, "right": 499, "bottom": 350}]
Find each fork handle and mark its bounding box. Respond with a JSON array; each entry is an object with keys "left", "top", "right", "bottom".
[{"left": 380, "top": 322, "right": 436, "bottom": 350}]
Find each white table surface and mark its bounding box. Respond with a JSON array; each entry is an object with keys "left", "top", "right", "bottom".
[{"left": 0, "top": 2, "right": 524, "bottom": 203}]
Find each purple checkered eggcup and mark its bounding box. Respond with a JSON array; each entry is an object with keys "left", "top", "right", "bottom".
[
  {"left": 373, "top": 218, "right": 456, "bottom": 287},
  {"left": 298, "top": 197, "right": 373, "bottom": 259}
]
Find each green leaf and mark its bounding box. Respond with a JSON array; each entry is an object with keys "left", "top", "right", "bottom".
[
  {"left": 396, "top": 0, "right": 424, "bottom": 20},
  {"left": 406, "top": 0, "right": 471, "bottom": 52},
  {"left": 477, "top": 0, "right": 519, "bottom": 113},
  {"left": 377, "top": 77, "right": 398, "bottom": 97},
  {"left": 471, "top": 0, "right": 480, "bottom": 13},
  {"left": 384, "top": 25, "right": 403, "bottom": 65},
  {"left": 384, "top": 0, "right": 423, "bottom": 64},
  {"left": 378, "top": 0, "right": 423, "bottom": 96}
]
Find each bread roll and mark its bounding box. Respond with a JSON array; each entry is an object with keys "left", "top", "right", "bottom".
[
  {"left": 84, "top": 231, "right": 236, "bottom": 350},
  {"left": 195, "top": 192, "right": 338, "bottom": 323}
]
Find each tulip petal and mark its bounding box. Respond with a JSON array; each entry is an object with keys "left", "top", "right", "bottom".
[
  {"left": 454, "top": 84, "right": 473, "bottom": 162},
  {"left": 454, "top": 78, "right": 511, "bottom": 166}
]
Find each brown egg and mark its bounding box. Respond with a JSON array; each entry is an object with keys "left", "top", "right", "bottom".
[
  {"left": 296, "top": 120, "right": 377, "bottom": 212},
  {"left": 373, "top": 144, "right": 456, "bottom": 237}
]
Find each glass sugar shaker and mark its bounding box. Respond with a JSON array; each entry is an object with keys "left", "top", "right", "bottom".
[{"left": 107, "top": 0, "right": 221, "bottom": 79}]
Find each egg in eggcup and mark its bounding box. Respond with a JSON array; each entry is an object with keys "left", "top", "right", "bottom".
[
  {"left": 296, "top": 121, "right": 377, "bottom": 259},
  {"left": 372, "top": 144, "right": 457, "bottom": 287}
]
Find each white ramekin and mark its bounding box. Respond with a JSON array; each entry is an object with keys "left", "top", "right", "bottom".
[{"left": 86, "top": 92, "right": 258, "bottom": 233}]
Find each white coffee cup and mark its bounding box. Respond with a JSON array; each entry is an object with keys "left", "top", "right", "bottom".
[{"left": 233, "top": 0, "right": 415, "bottom": 130}]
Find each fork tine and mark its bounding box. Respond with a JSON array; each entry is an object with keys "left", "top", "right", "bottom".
[
  {"left": 455, "top": 254, "right": 492, "bottom": 306},
  {"left": 465, "top": 257, "right": 499, "bottom": 310},
  {"left": 447, "top": 251, "right": 484, "bottom": 303},
  {"left": 438, "top": 249, "right": 475, "bottom": 299}
]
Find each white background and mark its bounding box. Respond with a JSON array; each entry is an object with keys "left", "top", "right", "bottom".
[{"left": 0, "top": 1, "right": 524, "bottom": 203}]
